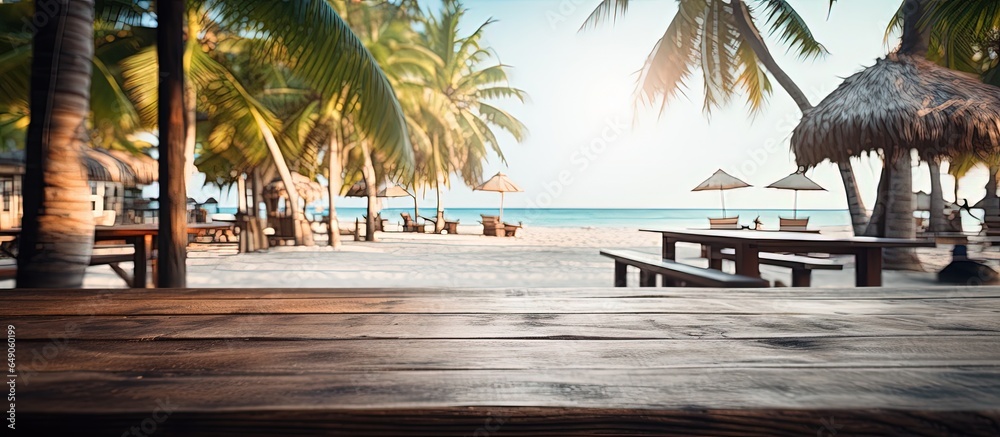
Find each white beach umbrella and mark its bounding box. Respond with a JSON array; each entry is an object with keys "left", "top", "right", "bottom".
[
  {"left": 765, "top": 170, "right": 826, "bottom": 218},
  {"left": 474, "top": 172, "right": 522, "bottom": 222},
  {"left": 692, "top": 169, "right": 751, "bottom": 217}
]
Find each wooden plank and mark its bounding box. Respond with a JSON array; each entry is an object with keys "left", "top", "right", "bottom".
[
  {"left": 3, "top": 296, "right": 997, "bottom": 316},
  {"left": 8, "top": 313, "right": 1000, "bottom": 341},
  {"left": 18, "top": 408, "right": 1000, "bottom": 437},
  {"left": 18, "top": 368, "right": 1000, "bottom": 412},
  {"left": 4, "top": 287, "right": 1000, "bottom": 300},
  {"left": 15, "top": 337, "right": 1000, "bottom": 374}
]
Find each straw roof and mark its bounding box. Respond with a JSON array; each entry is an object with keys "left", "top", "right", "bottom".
[
  {"left": 0, "top": 148, "right": 157, "bottom": 186},
  {"left": 263, "top": 173, "right": 324, "bottom": 203},
  {"left": 792, "top": 53, "right": 1000, "bottom": 167}
]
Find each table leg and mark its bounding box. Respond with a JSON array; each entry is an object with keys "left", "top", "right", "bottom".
[
  {"left": 704, "top": 245, "right": 723, "bottom": 270},
  {"left": 662, "top": 236, "right": 676, "bottom": 260},
  {"left": 614, "top": 261, "right": 627, "bottom": 287},
  {"left": 734, "top": 244, "right": 760, "bottom": 278},
  {"left": 131, "top": 236, "right": 147, "bottom": 288},
  {"left": 855, "top": 247, "right": 882, "bottom": 287},
  {"left": 148, "top": 234, "right": 157, "bottom": 287}
]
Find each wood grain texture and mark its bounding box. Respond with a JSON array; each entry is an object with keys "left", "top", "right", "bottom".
[
  {"left": 4, "top": 295, "right": 997, "bottom": 316},
  {"left": 15, "top": 337, "right": 1000, "bottom": 373},
  {"left": 6, "top": 286, "right": 1000, "bottom": 435},
  {"left": 19, "top": 408, "right": 1000, "bottom": 437},
  {"left": 8, "top": 313, "right": 1000, "bottom": 340}
]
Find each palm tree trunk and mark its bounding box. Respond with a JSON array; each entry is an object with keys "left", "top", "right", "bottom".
[
  {"left": 327, "top": 132, "right": 343, "bottom": 248},
  {"left": 251, "top": 167, "right": 268, "bottom": 251},
  {"left": 435, "top": 176, "right": 446, "bottom": 234},
  {"left": 17, "top": 0, "right": 96, "bottom": 288},
  {"left": 251, "top": 111, "right": 309, "bottom": 246},
  {"left": 864, "top": 164, "right": 889, "bottom": 237},
  {"left": 985, "top": 165, "right": 1000, "bottom": 218},
  {"left": 360, "top": 143, "right": 379, "bottom": 242},
  {"left": 883, "top": 151, "right": 923, "bottom": 271},
  {"left": 183, "top": 8, "right": 199, "bottom": 185},
  {"left": 731, "top": 0, "right": 868, "bottom": 234},
  {"left": 156, "top": 0, "right": 188, "bottom": 288},
  {"left": 236, "top": 171, "right": 250, "bottom": 253},
  {"left": 928, "top": 160, "right": 946, "bottom": 232}
]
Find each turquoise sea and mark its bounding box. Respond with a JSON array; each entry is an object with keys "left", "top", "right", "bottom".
[{"left": 219, "top": 207, "right": 854, "bottom": 229}]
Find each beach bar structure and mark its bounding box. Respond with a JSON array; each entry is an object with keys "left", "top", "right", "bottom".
[{"left": 0, "top": 149, "right": 158, "bottom": 228}]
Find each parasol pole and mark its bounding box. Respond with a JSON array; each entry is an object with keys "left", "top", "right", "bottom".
[
  {"left": 720, "top": 189, "right": 726, "bottom": 217},
  {"left": 793, "top": 190, "right": 798, "bottom": 219},
  {"left": 500, "top": 191, "right": 505, "bottom": 222}
]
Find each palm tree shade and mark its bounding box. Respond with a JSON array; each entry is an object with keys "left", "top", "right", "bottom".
[
  {"left": 765, "top": 170, "right": 826, "bottom": 218},
  {"left": 691, "top": 169, "right": 751, "bottom": 217},
  {"left": 474, "top": 172, "right": 522, "bottom": 222}
]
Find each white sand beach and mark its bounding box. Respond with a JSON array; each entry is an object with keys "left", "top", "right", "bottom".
[{"left": 6, "top": 225, "right": 984, "bottom": 289}]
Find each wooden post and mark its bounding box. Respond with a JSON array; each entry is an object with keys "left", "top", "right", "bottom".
[
  {"left": 791, "top": 269, "right": 811, "bottom": 287},
  {"left": 661, "top": 236, "right": 676, "bottom": 260},
  {"left": 613, "top": 261, "right": 627, "bottom": 287},
  {"left": 157, "top": 0, "right": 187, "bottom": 288},
  {"left": 855, "top": 247, "right": 883, "bottom": 287},
  {"left": 734, "top": 243, "right": 760, "bottom": 278}
]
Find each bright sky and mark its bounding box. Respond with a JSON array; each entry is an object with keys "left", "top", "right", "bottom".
[{"left": 206, "top": 0, "right": 995, "bottom": 211}]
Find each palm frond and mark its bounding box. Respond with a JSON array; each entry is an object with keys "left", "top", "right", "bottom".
[
  {"left": 579, "top": 0, "right": 632, "bottom": 31},
  {"left": 755, "top": 0, "right": 829, "bottom": 59}
]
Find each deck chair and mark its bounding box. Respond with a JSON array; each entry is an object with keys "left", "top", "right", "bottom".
[
  {"left": 708, "top": 217, "right": 740, "bottom": 230},
  {"left": 420, "top": 215, "right": 460, "bottom": 234},
  {"left": 400, "top": 213, "right": 425, "bottom": 233},
  {"left": 479, "top": 215, "right": 504, "bottom": 236},
  {"left": 503, "top": 222, "right": 523, "bottom": 237},
  {"left": 778, "top": 217, "right": 812, "bottom": 232}
]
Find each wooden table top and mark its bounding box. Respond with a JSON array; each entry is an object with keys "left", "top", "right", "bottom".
[
  {"left": 6, "top": 287, "right": 999, "bottom": 435},
  {"left": 641, "top": 228, "right": 938, "bottom": 249}
]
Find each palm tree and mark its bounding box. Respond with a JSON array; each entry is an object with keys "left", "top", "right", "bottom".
[
  {"left": 582, "top": 0, "right": 869, "bottom": 235},
  {"left": 413, "top": 0, "right": 527, "bottom": 232},
  {"left": 900, "top": 1, "right": 1000, "bottom": 225},
  {"left": 16, "top": 0, "right": 97, "bottom": 288}
]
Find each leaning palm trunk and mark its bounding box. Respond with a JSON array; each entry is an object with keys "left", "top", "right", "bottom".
[
  {"left": 434, "top": 176, "right": 446, "bottom": 234},
  {"left": 17, "top": 0, "right": 96, "bottom": 288},
  {"left": 731, "top": 0, "right": 868, "bottom": 234},
  {"left": 251, "top": 111, "right": 312, "bottom": 246},
  {"left": 327, "top": 132, "right": 343, "bottom": 248},
  {"left": 928, "top": 160, "right": 946, "bottom": 233}
]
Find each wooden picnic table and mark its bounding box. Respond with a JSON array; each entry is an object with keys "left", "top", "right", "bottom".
[
  {"left": 5, "top": 287, "right": 999, "bottom": 435},
  {"left": 0, "top": 223, "right": 231, "bottom": 287},
  {"left": 641, "top": 228, "right": 937, "bottom": 287}
]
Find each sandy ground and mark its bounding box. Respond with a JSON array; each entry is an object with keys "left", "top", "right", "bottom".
[{"left": 4, "top": 225, "right": 991, "bottom": 289}]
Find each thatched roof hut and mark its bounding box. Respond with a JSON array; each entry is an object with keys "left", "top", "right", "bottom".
[
  {"left": 791, "top": 53, "right": 1000, "bottom": 167},
  {"left": 0, "top": 148, "right": 157, "bottom": 186}
]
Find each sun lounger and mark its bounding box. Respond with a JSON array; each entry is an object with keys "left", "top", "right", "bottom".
[
  {"left": 503, "top": 222, "right": 523, "bottom": 237},
  {"left": 479, "top": 215, "right": 504, "bottom": 237},
  {"left": 778, "top": 217, "right": 815, "bottom": 233},
  {"left": 400, "top": 213, "right": 425, "bottom": 233},
  {"left": 421, "top": 215, "right": 460, "bottom": 234},
  {"left": 708, "top": 217, "right": 740, "bottom": 230}
]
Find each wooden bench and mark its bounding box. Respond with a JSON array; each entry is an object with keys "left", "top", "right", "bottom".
[
  {"left": 599, "top": 249, "right": 769, "bottom": 288},
  {"left": 0, "top": 248, "right": 136, "bottom": 284},
  {"left": 710, "top": 248, "right": 843, "bottom": 287}
]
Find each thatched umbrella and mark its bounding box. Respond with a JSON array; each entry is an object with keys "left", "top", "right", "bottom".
[{"left": 791, "top": 53, "right": 1000, "bottom": 167}]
